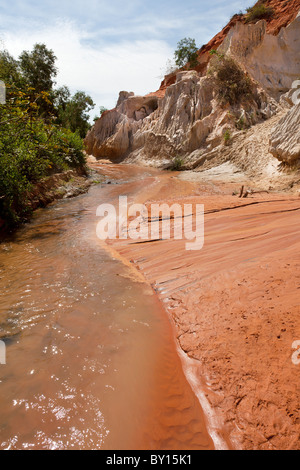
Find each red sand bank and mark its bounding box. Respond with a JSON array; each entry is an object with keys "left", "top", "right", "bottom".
[{"left": 96, "top": 163, "right": 300, "bottom": 450}]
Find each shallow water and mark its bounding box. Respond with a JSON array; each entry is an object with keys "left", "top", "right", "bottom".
[{"left": 0, "top": 164, "right": 213, "bottom": 450}]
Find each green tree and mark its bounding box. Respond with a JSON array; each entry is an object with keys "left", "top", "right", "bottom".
[
  {"left": 18, "top": 44, "right": 58, "bottom": 118},
  {"left": 0, "top": 50, "right": 25, "bottom": 94},
  {"left": 55, "top": 84, "right": 71, "bottom": 101},
  {"left": 0, "top": 86, "right": 85, "bottom": 228},
  {"left": 53, "top": 85, "right": 71, "bottom": 115},
  {"left": 19, "top": 43, "right": 57, "bottom": 93},
  {"left": 174, "top": 37, "right": 198, "bottom": 69},
  {"left": 57, "top": 91, "right": 95, "bottom": 138},
  {"left": 0, "top": 43, "right": 96, "bottom": 230}
]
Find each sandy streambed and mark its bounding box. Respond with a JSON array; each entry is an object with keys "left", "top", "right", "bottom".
[{"left": 98, "top": 162, "right": 300, "bottom": 450}]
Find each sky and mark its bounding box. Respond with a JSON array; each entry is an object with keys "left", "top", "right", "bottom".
[{"left": 0, "top": 0, "right": 250, "bottom": 119}]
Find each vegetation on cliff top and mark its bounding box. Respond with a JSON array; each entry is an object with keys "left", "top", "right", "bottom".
[
  {"left": 174, "top": 37, "right": 199, "bottom": 69},
  {"left": 0, "top": 43, "right": 95, "bottom": 230},
  {"left": 245, "top": 1, "right": 275, "bottom": 23}
]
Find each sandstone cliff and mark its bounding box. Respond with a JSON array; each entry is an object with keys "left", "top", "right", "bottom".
[
  {"left": 269, "top": 102, "right": 300, "bottom": 164},
  {"left": 85, "top": 0, "right": 300, "bottom": 178}
]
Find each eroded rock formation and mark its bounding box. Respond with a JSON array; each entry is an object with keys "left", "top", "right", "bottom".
[
  {"left": 219, "top": 12, "right": 300, "bottom": 99},
  {"left": 85, "top": 0, "right": 300, "bottom": 171},
  {"left": 85, "top": 94, "right": 158, "bottom": 160},
  {"left": 269, "top": 103, "right": 300, "bottom": 163}
]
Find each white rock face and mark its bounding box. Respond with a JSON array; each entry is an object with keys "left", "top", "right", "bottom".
[
  {"left": 85, "top": 13, "right": 300, "bottom": 167},
  {"left": 84, "top": 94, "right": 158, "bottom": 160},
  {"left": 130, "top": 72, "right": 217, "bottom": 162},
  {"left": 85, "top": 71, "right": 277, "bottom": 166},
  {"left": 269, "top": 103, "right": 300, "bottom": 163},
  {"left": 219, "top": 12, "right": 300, "bottom": 100}
]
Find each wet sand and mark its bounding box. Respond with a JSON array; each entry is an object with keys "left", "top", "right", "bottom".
[{"left": 97, "top": 162, "right": 300, "bottom": 450}]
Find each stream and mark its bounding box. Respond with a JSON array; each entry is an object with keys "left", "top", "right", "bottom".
[{"left": 0, "top": 164, "right": 213, "bottom": 450}]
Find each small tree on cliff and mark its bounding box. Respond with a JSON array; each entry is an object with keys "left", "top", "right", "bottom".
[{"left": 174, "top": 37, "right": 199, "bottom": 69}]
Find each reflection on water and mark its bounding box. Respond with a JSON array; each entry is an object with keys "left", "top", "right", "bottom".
[{"left": 0, "top": 164, "right": 213, "bottom": 450}]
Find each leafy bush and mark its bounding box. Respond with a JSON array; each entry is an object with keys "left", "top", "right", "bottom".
[
  {"left": 55, "top": 90, "right": 95, "bottom": 138},
  {"left": 0, "top": 87, "right": 85, "bottom": 228},
  {"left": 170, "top": 156, "right": 184, "bottom": 171},
  {"left": 0, "top": 44, "right": 94, "bottom": 231},
  {"left": 0, "top": 154, "right": 32, "bottom": 226},
  {"left": 213, "top": 56, "right": 253, "bottom": 105},
  {"left": 223, "top": 130, "right": 231, "bottom": 145},
  {"left": 245, "top": 2, "right": 274, "bottom": 23}
]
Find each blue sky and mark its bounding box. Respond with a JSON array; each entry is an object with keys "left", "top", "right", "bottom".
[{"left": 0, "top": 0, "right": 250, "bottom": 117}]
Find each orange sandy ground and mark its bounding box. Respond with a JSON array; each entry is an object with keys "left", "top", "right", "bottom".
[{"left": 96, "top": 164, "right": 300, "bottom": 450}]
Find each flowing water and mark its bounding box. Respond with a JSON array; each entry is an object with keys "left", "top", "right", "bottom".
[{"left": 0, "top": 164, "right": 213, "bottom": 450}]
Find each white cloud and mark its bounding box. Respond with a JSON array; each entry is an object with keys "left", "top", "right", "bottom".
[{"left": 1, "top": 19, "right": 173, "bottom": 115}]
